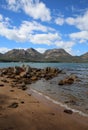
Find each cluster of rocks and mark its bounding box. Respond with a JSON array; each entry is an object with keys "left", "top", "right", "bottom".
[
  {"left": 58, "top": 75, "right": 79, "bottom": 85},
  {"left": 0, "top": 65, "right": 61, "bottom": 91}
]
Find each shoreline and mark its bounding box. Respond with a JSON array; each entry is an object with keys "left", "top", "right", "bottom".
[{"left": 28, "top": 88, "right": 88, "bottom": 118}]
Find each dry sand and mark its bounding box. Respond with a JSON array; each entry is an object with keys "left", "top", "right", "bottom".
[{"left": 0, "top": 76, "right": 88, "bottom": 130}]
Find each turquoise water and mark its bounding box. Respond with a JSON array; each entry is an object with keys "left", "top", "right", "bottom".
[
  {"left": 0, "top": 62, "right": 88, "bottom": 70},
  {"left": 0, "top": 62, "right": 88, "bottom": 114}
]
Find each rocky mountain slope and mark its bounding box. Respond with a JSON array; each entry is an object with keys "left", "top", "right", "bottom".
[
  {"left": 80, "top": 52, "right": 88, "bottom": 59},
  {"left": 43, "top": 49, "right": 72, "bottom": 62},
  {"left": 0, "top": 48, "right": 88, "bottom": 62}
]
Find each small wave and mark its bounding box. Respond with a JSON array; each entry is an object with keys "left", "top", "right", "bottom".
[{"left": 30, "top": 89, "right": 88, "bottom": 117}]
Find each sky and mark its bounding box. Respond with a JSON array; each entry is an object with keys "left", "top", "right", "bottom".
[{"left": 0, "top": 0, "right": 88, "bottom": 55}]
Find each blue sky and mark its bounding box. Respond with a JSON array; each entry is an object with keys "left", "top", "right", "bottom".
[{"left": 0, "top": 0, "right": 88, "bottom": 55}]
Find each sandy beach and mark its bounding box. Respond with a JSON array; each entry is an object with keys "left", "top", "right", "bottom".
[{"left": 0, "top": 72, "right": 88, "bottom": 130}]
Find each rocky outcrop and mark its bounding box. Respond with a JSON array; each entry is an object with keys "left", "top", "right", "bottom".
[
  {"left": 58, "top": 75, "right": 79, "bottom": 85},
  {"left": 0, "top": 65, "right": 61, "bottom": 90}
]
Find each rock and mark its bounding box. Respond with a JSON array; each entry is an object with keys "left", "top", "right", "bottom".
[
  {"left": 58, "top": 80, "right": 64, "bottom": 85},
  {"left": 44, "top": 67, "right": 51, "bottom": 72},
  {"left": 58, "top": 75, "right": 76, "bottom": 85},
  {"left": 28, "top": 93, "right": 32, "bottom": 96},
  {"left": 44, "top": 67, "right": 58, "bottom": 73},
  {"left": 22, "top": 86, "right": 27, "bottom": 90},
  {"left": 1, "top": 69, "right": 8, "bottom": 75},
  {"left": 45, "top": 75, "right": 52, "bottom": 80},
  {"left": 8, "top": 102, "right": 18, "bottom": 108},
  {"left": 10, "top": 90, "right": 14, "bottom": 92},
  {"left": 20, "top": 101, "right": 24, "bottom": 104},
  {"left": 0, "top": 84, "right": 4, "bottom": 87},
  {"left": 31, "top": 76, "right": 38, "bottom": 81},
  {"left": 11, "top": 83, "right": 16, "bottom": 87},
  {"left": 13, "top": 66, "right": 23, "bottom": 75},
  {"left": 20, "top": 72, "right": 27, "bottom": 78},
  {"left": 1, "top": 79, "right": 9, "bottom": 83},
  {"left": 64, "top": 109, "right": 73, "bottom": 114},
  {"left": 65, "top": 77, "right": 74, "bottom": 84},
  {"left": 25, "top": 65, "right": 31, "bottom": 74},
  {"left": 17, "top": 82, "right": 27, "bottom": 90}
]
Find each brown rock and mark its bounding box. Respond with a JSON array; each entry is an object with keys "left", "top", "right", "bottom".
[
  {"left": 13, "top": 66, "right": 24, "bottom": 75},
  {"left": 58, "top": 75, "right": 76, "bottom": 85},
  {"left": 65, "top": 78, "right": 74, "bottom": 84},
  {"left": 17, "top": 82, "right": 27, "bottom": 90},
  {"left": 58, "top": 80, "right": 64, "bottom": 85},
  {"left": 1, "top": 79, "right": 9, "bottom": 83},
  {"left": 64, "top": 109, "right": 73, "bottom": 114},
  {"left": 31, "top": 76, "right": 38, "bottom": 81},
  {"left": 0, "top": 84, "right": 4, "bottom": 87}
]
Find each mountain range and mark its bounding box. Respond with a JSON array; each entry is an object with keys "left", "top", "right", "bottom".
[{"left": 0, "top": 48, "right": 88, "bottom": 62}]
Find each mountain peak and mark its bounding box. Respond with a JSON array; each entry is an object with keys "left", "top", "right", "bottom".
[{"left": 26, "top": 48, "right": 42, "bottom": 57}]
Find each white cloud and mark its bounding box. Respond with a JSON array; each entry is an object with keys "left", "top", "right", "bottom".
[
  {"left": 0, "top": 14, "right": 62, "bottom": 48},
  {"left": 65, "top": 10, "right": 88, "bottom": 44},
  {"left": 65, "top": 17, "right": 75, "bottom": 25},
  {"left": 6, "top": 0, "right": 51, "bottom": 21},
  {"left": 66, "top": 11, "right": 88, "bottom": 31},
  {"left": 0, "top": 14, "right": 55, "bottom": 42},
  {"left": 55, "top": 10, "right": 88, "bottom": 33},
  {"left": 55, "top": 41, "right": 75, "bottom": 54},
  {"left": 70, "top": 31, "right": 88, "bottom": 43},
  {"left": 55, "top": 17, "right": 64, "bottom": 25},
  {"left": 30, "top": 33, "right": 61, "bottom": 45},
  {"left": 0, "top": 47, "right": 11, "bottom": 53}
]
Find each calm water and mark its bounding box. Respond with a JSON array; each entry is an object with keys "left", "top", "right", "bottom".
[{"left": 0, "top": 62, "right": 88, "bottom": 114}]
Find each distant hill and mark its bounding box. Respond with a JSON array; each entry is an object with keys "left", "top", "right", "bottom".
[
  {"left": 80, "top": 52, "right": 88, "bottom": 62},
  {"left": 43, "top": 48, "right": 72, "bottom": 62},
  {"left": 80, "top": 52, "right": 88, "bottom": 59},
  {"left": 0, "top": 48, "right": 88, "bottom": 62},
  {"left": 0, "top": 53, "right": 3, "bottom": 56},
  {"left": 0, "top": 53, "right": 4, "bottom": 61},
  {"left": 4, "top": 48, "right": 43, "bottom": 62},
  {"left": 4, "top": 49, "right": 31, "bottom": 61}
]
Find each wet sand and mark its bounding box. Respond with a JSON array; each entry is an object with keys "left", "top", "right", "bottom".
[{"left": 0, "top": 77, "right": 88, "bottom": 130}]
